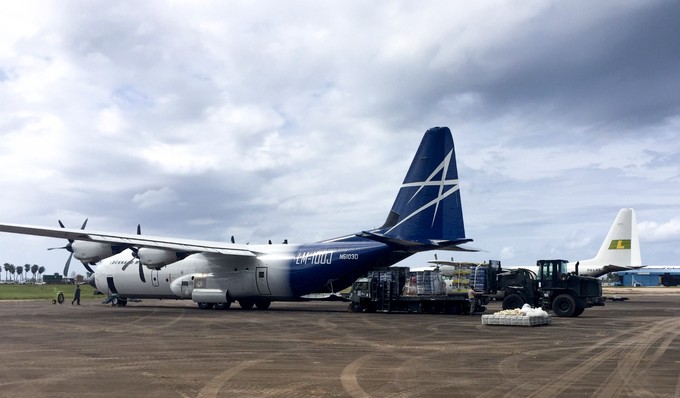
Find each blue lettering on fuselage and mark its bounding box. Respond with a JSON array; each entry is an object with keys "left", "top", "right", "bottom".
[
  {"left": 295, "top": 250, "right": 334, "bottom": 265},
  {"left": 288, "top": 242, "right": 392, "bottom": 297}
]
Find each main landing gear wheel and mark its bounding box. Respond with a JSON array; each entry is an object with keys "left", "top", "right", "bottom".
[
  {"left": 197, "top": 302, "right": 214, "bottom": 310},
  {"left": 238, "top": 300, "right": 255, "bottom": 310},
  {"left": 111, "top": 296, "right": 127, "bottom": 307},
  {"left": 214, "top": 302, "right": 232, "bottom": 310},
  {"left": 255, "top": 300, "right": 271, "bottom": 310}
]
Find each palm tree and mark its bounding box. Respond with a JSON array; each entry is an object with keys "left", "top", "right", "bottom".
[
  {"left": 8, "top": 264, "right": 15, "bottom": 281},
  {"left": 31, "top": 264, "right": 39, "bottom": 282},
  {"left": 16, "top": 266, "right": 23, "bottom": 281},
  {"left": 3, "top": 263, "right": 9, "bottom": 281},
  {"left": 38, "top": 266, "right": 45, "bottom": 282},
  {"left": 23, "top": 264, "right": 30, "bottom": 281}
]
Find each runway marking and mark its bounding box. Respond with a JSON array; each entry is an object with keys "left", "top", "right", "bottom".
[
  {"left": 340, "top": 354, "right": 373, "bottom": 398},
  {"left": 197, "top": 359, "right": 267, "bottom": 398},
  {"left": 487, "top": 317, "right": 680, "bottom": 398},
  {"left": 593, "top": 317, "right": 680, "bottom": 397}
]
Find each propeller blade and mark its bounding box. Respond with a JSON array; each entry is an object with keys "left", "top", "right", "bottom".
[
  {"left": 121, "top": 258, "right": 134, "bottom": 271},
  {"left": 128, "top": 224, "right": 145, "bottom": 283},
  {"left": 63, "top": 252, "right": 74, "bottom": 276},
  {"left": 54, "top": 218, "right": 88, "bottom": 276},
  {"left": 83, "top": 263, "right": 95, "bottom": 274},
  {"left": 138, "top": 263, "right": 146, "bottom": 283},
  {"left": 57, "top": 220, "right": 74, "bottom": 244}
]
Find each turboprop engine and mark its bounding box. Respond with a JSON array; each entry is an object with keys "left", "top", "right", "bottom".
[
  {"left": 137, "top": 247, "right": 180, "bottom": 269},
  {"left": 71, "top": 241, "right": 121, "bottom": 264}
]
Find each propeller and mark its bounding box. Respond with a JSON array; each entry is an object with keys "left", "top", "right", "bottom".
[
  {"left": 47, "top": 219, "right": 90, "bottom": 276},
  {"left": 121, "top": 224, "right": 146, "bottom": 283}
]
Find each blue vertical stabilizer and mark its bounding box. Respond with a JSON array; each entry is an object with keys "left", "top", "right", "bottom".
[{"left": 362, "top": 127, "right": 470, "bottom": 251}]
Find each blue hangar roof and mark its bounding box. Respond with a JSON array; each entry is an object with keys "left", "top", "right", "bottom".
[{"left": 617, "top": 268, "right": 680, "bottom": 275}]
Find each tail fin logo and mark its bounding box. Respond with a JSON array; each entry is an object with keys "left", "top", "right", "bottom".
[
  {"left": 386, "top": 149, "right": 459, "bottom": 234},
  {"left": 609, "top": 239, "right": 631, "bottom": 250}
]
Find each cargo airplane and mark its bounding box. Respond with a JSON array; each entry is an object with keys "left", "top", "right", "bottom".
[
  {"left": 0, "top": 127, "right": 475, "bottom": 309},
  {"left": 423, "top": 208, "right": 642, "bottom": 278}
]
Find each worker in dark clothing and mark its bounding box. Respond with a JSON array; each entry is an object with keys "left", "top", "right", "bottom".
[{"left": 72, "top": 284, "right": 81, "bottom": 305}]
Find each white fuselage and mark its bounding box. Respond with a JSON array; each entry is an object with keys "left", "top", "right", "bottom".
[{"left": 92, "top": 241, "right": 392, "bottom": 304}]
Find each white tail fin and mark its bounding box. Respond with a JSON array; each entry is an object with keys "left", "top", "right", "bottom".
[{"left": 572, "top": 208, "right": 642, "bottom": 276}]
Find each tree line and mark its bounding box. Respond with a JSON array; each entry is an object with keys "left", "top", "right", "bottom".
[{"left": 2, "top": 263, "right": 46, "bottom": 282}]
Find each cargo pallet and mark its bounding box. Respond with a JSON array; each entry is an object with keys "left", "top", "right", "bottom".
[{"left": 481, "top": 314, "right": 551, "bottom": 326}]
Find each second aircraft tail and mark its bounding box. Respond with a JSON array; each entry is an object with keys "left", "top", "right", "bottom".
[
  {"left": 591, "top": 208, "right": 642, "bottom": 268},
  {"left": 573, "top": 208, "right": 642, "bottom": 276}
]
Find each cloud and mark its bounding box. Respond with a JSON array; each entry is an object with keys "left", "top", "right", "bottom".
[
  {"left": 639, "top": 218, "right": 680, "bottom": 242},
  {"left": 132, "top": 187, "right": 179, "bottom": 209},
  {"left": 1, "top": 1, "right": 679, "bottom": 274}
]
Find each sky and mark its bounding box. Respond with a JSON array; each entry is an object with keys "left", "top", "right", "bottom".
[{"left": 1, "top": 1, "right": 679, "bottom": 277}]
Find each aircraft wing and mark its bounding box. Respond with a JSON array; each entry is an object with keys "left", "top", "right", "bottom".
[{"left": 0, "top": 223, "right": 258, "bottom": 257}]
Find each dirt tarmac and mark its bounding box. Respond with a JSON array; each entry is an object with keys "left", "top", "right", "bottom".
[{"left": 1, "top": 288, "right": 679, "bottom": 397}]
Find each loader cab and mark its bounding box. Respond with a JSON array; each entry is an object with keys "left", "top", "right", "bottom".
[
  {"left": 537, "top": 259, "right": 569, "bottom": 289},
  {"left": 350, "top": 277, "right": 372, "bottom": 299}
]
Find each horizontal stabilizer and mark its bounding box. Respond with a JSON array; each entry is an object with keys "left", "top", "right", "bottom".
[
  {"left": 600, "top": 264, "right": 642, "bottom": 274},
  {"left": 358, "top": 231, "right": 474, "bottom": 252}
]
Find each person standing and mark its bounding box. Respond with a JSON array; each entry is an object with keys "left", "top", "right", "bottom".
[
  {"left": 72, "top": 284, "right": 81, "bottom": 305},
  {"left": 467, "top": 285, "right": 475, "bottom": 315}
]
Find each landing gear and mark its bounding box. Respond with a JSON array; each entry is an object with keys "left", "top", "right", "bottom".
[
  {"left": 238, "top": 300, "right": 255, "bottom": 310},
  {"left": 111, "top": 296, "right": 127, "bottom": 307},
  {"left": 197, "top": 299, "right": 270, "bottom": 311}
]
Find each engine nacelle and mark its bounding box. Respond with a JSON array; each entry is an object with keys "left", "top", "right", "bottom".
[
  {"left": 169, "top": 273, "right": 208, "bottom": 299},
  {"left": 71, "top": 241, "right": 116, "bottom": 264},
  {"left": 137, "top": 247, "right": 179, "bottom": 269}
]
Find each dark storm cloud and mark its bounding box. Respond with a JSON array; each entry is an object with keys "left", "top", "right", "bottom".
[{"left": 465, "top": 2, "right": 680, "bottom": 128}]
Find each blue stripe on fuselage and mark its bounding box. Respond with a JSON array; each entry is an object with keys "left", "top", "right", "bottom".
[{"left": 288, "top": 240, "right": 392, "bottom": 297}]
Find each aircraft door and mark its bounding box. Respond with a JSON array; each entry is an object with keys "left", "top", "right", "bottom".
[
  {"left": 151, "top": 269, "right": 160, "bottom": 287},
  {"left": 256, "top": 267, "right": 271, "bottom": 295}
]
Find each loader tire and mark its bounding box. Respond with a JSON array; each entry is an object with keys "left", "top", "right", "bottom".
[
  {"left": 552, "top": 294, "right": 577, "bottom": 317},
  {"left": 502, "top": 294, "right": 524, "bottom": 310}
]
